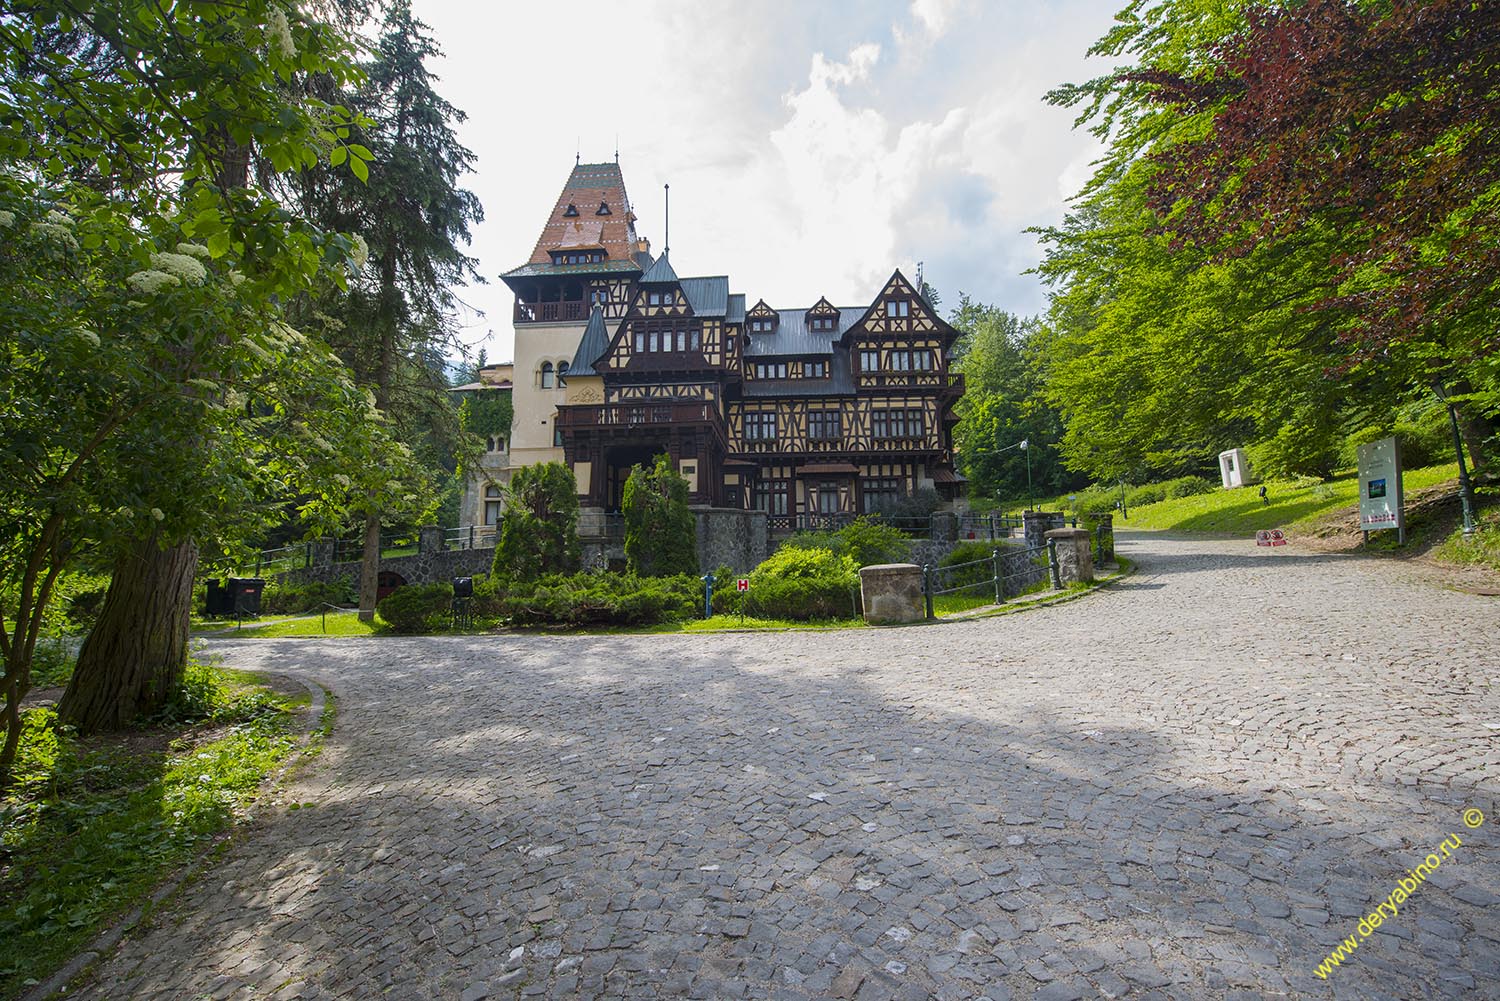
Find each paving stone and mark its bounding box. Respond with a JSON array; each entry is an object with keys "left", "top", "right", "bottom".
[{"left": 62, "top": 536, "right": 1500, "bottom": 1000}]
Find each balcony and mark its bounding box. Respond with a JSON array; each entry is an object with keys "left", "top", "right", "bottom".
[
  {"left": 555, "top": 402, "right": 720, "bottom": 429},
  {"left": 514, "top": 299, "right": 589, "bottom": 324}
]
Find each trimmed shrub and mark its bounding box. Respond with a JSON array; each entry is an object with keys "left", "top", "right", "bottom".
[
  {"left": 623, "top": 455, "right": 699, "bottom": 576},
  {"left": 1163, "top": 475, "right": 1216, "bottom": 499},
  {"left": 494, "top": 462, "right": 580, "bottom": 583},
  {"left": 376, "top": 582, "right": 454, "bottom": 634},
  {"left": 747, "top": 547, "right": 859, "bottom": 621},
  {"left": 780, "top": 516, "right": 911, "bottom": 567},
  {"left": 499, "top": 572, "right": 699, "bottom": 627}
]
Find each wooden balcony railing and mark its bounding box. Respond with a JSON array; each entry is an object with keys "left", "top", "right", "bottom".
[
  {"left": 514, "top": 299, "right": 589, "bottom": 324},
  {"left": 555, "top": 402, "right": 719, "bottom": 429}
]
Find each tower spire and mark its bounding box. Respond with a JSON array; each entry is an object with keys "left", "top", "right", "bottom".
[{"left": 664, "top": 183, "right": 670, "bottom": 258}]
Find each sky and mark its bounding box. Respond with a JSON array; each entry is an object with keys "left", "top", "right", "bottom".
[{"left": 409, "top": 0, "right": 1122, "bottom": 364}]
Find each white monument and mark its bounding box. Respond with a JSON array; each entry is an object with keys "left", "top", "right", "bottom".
[{"left": 1219, "top": 448, "right": 1250, "bottom": 489}]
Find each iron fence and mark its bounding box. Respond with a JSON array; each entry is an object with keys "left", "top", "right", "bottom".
[{"left": 920, "top": 540, "right": 1057, "bottom": 618}]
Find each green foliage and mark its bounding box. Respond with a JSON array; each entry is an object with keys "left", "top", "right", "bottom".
[
  {"left": 1037, "top": 0, "right": 1500, "bottom": 490},
  {"left": 0, "top": 2, "right": 410, "bottom": 780},
  {"left": 781, "top": 516, "right": 911, "bottom": 567},
  {"left": 1125, "top": 476, "right": 1216, "bottom": 508},
  {"left": 260, "top": 577, "right": 356, "bottom": 616},
  {"left": 0, "top": 670, "right": 300, "bottom": 994},
  {"left": 940, "top": 541, "right": 1008, "bottom": 591},
  {"left": 747, "top": 548, "right": 859, "bottom": 621},
  {"left": 622, "top": 455, "right": 699, "bottom": 577},
  {"left": 375, "top": 582, "right": 453, "bottom": 634},
  {"left": 459, "top": 392, "right": 513, "bottom": 439},
  {"left": 949, "top": 295, "right": 1084, "bottom": 501},
  {"left": 1339, "top": 400, "right": 1455, "bottom": 472},
  {"left": 493, "top": 463, "right": 580, "bottom": 583},
  {"left": 498, "top": 573, "right": 700, "bottom": 627}
]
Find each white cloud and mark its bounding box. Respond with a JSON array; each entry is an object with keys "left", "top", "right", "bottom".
[
  {"left": 409, "top": 0, "right": 1119, "bottom": 358},
  {"left": 895, "top": 0, "right": 964, "bottom": 55}
]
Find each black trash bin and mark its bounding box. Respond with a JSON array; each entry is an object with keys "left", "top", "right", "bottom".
[
  {"left": 452, "top": 576, "right": 474, "bottom": 598},
  {"left": 228, "top": 577, "right": 265, "bottom": 617},
  {"left": 205, "top": 579, "right": 233, "bottom": 617}
]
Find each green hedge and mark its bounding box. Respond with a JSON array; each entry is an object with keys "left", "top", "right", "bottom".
[
  {"left": 376, "top": 582, "right": 454, "bottom": 634},
  {"left": 747, "top": 547, "right": 859, "bottom": 621},
  {"left": 498, "top": 572, "right": 700, "bottom": 627}
]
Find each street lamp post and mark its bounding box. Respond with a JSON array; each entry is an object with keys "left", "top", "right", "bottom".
[
  {"left": 977, "top": 438, "right": 1034, "bottom": 512},
  {"left": 1433, "top": 383, "right": 1476, "bottom": 536},
  {"left": 1021, "top": 438, "right": 1032, "bottom": 512}
]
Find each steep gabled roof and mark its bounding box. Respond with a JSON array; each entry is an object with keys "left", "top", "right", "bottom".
[
  {"left": 505, "top": 162, "right": 646, "bottom": 280},
  {"left": 639, "top": 252, "right": 679, "bottom": 284},
  {"left": 570, "top": 306, "right": 612, "bottom": 373}
]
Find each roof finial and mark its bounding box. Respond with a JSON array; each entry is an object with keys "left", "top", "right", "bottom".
[
  {"left": 663, "top": 183, "right": 670, "bottom": 258},
  {"left": 575, "top": 142, "right": 580, "bottom": 167},
  {"left": 614, "top": 134, "right": 619, "bottom": 163}
]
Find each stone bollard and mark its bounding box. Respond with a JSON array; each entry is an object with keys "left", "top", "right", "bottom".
[
  {"left": 859, "top": 563, "right": 926, "bottom": 625},
  {"left": 313, "top": 539, "right": 339, "bottom": 567},
  {"left": 419, "top": 525, "right": 444, "bottom": 555},
  {"left": 1045, "top": 527, "right": 1094, "bottom": 585},
  {"left": 1023, "top": 510, "right": 1066, "bottom": 550}
]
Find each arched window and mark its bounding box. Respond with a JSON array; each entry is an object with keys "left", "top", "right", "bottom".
[
  {"left": 483, "top": 485, "right": 502, "bottom": 526},
  {"left": 557, "top": 360, "right": 570, "bottom": 385},
  {"left": 540, "top": 361, "right": 554, "bottom": 388}
]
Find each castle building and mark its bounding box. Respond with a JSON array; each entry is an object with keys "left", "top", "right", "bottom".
[{"left": 480, "top": 160, "right": 965, "bottom": 531}]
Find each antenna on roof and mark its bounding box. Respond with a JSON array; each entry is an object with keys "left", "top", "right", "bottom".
[
  {"left": 663, "top": 183, "right": 670, "bottom": 258},
  {"left": 614, "top": 135, "right": 619, "bottom": 163}
]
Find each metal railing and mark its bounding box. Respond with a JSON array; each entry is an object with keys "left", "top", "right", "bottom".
[{"left": 920, "top": 541, "right": 1057, "bottom": 618}]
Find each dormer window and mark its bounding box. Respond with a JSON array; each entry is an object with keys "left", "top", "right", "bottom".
[
  {"left": 647, "top": 290, "right": 674, "bottom": 307},
  {"left": 809, "top": 316, "right": 836, "bottom": 332},
  {"left": 596, "top": 201, "right": 611, "bottom": 215},
  {"left": 746, "top": 299, "right": 778, "bottom": 334},
  {"left": 563, "top": 203, "right": 580, "bottom": 217},
  {"left": 551, "top": 250, "right": 605, "bottom": 265}
]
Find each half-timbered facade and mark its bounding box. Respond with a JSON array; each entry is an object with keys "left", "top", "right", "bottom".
[{"left": 498, "top": 161, "right": 965, "bottom": 531}]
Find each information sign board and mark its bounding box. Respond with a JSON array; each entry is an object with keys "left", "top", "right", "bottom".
[
  {"left": 1357, "top": 436, "right": 1404, "bottom": 534},
  {"left": 736, "top": 578, "right": 749, "bottom": 592}
]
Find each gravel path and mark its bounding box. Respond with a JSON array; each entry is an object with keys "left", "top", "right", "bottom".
[{"left": 76, "top": 533, "right": 1499, "bottom": 1000}]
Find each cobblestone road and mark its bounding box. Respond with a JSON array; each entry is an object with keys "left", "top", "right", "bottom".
[{"left": 78, "top": 534, "right": 1499, "bottom": 1000}]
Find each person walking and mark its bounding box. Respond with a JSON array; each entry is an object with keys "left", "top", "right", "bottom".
[{"left": 1259, "top": 484, "right": 1269, "bottom": 506}]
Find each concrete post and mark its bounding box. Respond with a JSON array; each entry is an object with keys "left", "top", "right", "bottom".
[
  {"left": 1045, "top": 527, "right": 1095, "bottom": 585},
  {"left": 419, "top": 526, "right": 444, "bottom": 555},
  {"left": 860, "top": 563, "right": 926, "bottom": 625},
  {"left": 1024, "top": 510, "right": 1065, "bottom": 550}
]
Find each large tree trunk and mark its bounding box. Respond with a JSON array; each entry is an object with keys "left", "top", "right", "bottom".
[
  {"left": 357, "top": 512, "right": 381, "bottom": 623},
  {"left": 59, "top": 535, "right": 197, "bottom": 734},
  {"left": 1459, "top": 408, "right": 1493, "bottom": 477}
]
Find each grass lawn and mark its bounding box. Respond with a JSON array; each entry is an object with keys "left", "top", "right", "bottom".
[
  {"left": 198, "top": 609, "right": 376, "bottom": 639},
  {"left": 0, "top": 663, "right": 312, "bottom": 995},
  {"left": 1116, "top": 463, "right": 1460, "bottom": 535}
]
